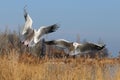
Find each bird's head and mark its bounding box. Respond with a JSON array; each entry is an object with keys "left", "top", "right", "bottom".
[{"left": 73, "top": 42, "right": 79, "bottom": 47}]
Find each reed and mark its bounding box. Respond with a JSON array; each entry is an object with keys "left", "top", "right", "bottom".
[
  {"left": 0, "top": 28, "right": 118, "bottom": 80},
  {"left": 0, "top": 49, "right": 119, "bottom": 80}
]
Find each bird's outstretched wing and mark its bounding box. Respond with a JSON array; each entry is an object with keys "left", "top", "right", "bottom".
[
  {"left": 80, "top": 42, "right": 105, "bottom": 51},
  {"left": 22, "top": 8, "right": 33, "bottom": 35},
  {"left": 33, "top": 24, "right": 59, "bottom": 43},
  {"left": 41, "top": 24, "right": 59, "bottom": 34},
  {"left": 45, "top": 39, "right": 73, "bottom": 49}
]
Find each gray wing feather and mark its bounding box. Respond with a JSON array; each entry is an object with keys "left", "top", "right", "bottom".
[
  {"left": 41, "top": 24, "right": 59, "bottom": 34},
  {"left": 80, "top": 42, "right": 105, "bottom": 51},
  {"left": 37, "top": 24, "right": 59, "bottom": 40}
]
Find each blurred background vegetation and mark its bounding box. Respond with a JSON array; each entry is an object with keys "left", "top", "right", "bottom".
[{"left": 0, "top": 28, "right": 111, "bottom": 58}]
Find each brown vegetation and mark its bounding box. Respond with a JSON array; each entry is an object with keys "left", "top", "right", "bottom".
[
  {"left": 0, "top": 50, "right": 119, "bottom": 80},
  {"left": 0, "top": 29, "right": 119, "bottom": 80}
]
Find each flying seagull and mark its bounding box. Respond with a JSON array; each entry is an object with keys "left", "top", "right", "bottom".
[
  {"left": 45, "top": 39, "right": 105, "bottom": 56},
  {"left": 21, "top": 8, "right": 59, "bottom": 47},
  {"left": 72, "top": 42, "right": 105, "bottom": 55}
]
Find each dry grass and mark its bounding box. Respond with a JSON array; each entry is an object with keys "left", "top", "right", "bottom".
[
  {"left": 0, "top": 29, "right": 118, "bottom": 80},
  {"left": 0, "top": 49, "right": 119, "bottom": 80}
]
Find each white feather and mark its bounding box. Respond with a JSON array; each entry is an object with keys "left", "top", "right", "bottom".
[{"left": 22, "top": 14, "right": 33, "bottom": 35}]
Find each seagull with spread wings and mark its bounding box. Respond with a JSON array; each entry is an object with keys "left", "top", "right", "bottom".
[
  {"left": 45, "top": 39, "right": 105, "bottom": 56},
  {"left": 21, "top": 8, "right": 59, "bottom": 47}
]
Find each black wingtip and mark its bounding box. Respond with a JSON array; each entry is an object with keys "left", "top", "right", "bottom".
[
  {"left": 101, "top": 44, "right": 106, "bottom": 50},
  {"left": 24, "top": 5, "right": 27, "bottom": 9},
  {"left": 24, "top": 5, "right": 27, "bottom": 13},
  {"left": 50, "top": 24, "right": 60, "bottom": 32},
  {"left": 53, "top": 23, "right": 60, "bottom": 29},
  {"left": 24, "top": 5, "right": 28, "bottom": 20}
]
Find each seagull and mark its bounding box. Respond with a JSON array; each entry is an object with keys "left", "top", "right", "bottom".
[
  {"left": 21, "top": 8, "right": 59, "bottom": 47},
  {"left": 45, "top": 39, "right": 105, "bottom": 56},
  {"left": 72, "top": 42, "right": 105, "bottom": 56}
]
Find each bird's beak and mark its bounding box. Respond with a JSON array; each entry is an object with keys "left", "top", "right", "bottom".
[{"left": 20, "top": 41, "right": 24, "bottom": 44}]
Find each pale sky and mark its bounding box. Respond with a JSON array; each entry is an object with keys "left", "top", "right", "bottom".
[{"left": 0, "top": 0, "right": 120, "bottom": 57}]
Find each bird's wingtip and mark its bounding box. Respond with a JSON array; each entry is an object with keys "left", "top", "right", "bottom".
[
  {"left": 103, "top": 44, "right": 106, "bottom": 48},
  {"left": 24, "top": 5, "right": 27, "bottom": 10}
]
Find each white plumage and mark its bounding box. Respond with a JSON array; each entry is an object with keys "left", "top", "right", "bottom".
[
  {"left": 45, "top": 39, "right": 105, "bottom": 56},
  {"left": 28, "top": 24, "right": 59, "bottom": 47},
  {"left": 22, "top": 9, "right": 33, "bottom": 35},
  {"left": 21, "top": 9, "right": 59, "bottom": 47}
]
